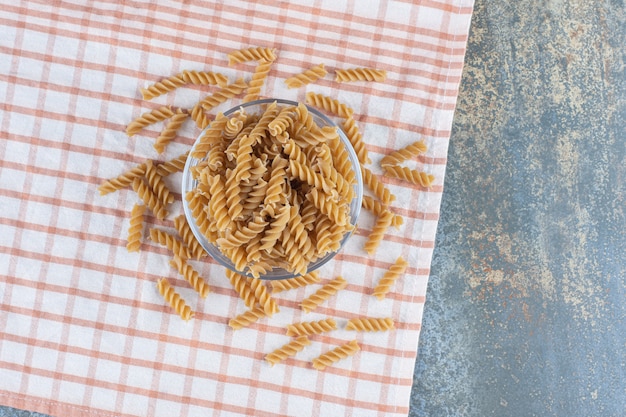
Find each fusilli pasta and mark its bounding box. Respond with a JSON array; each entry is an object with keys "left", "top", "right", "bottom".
[
  {"left": 300, "top": 276, "right": 347, "bottom": 313},
  {"left": 98, "top": 162, "right": 148, "bottom": 195},
  {"left": 335, "top": 67, "right": 387, "bottom": 83},
  {"left": 170, "top": 255, "right": 210, "bottom": 298},
  {"left": 373, "top": 256, "right": 408, "bottom": 300},
  {"left": 265, "top": 336, "right": 310, "bottom": 366},
  {"left": 126, "top": 106, "right": 175, "bottom": 137},
  {"left": 305, "top": 92, "right": 354, "bottom": 118},
  {"left": 380, "top": 140, "right": 427, "bottom": 167},
  {"left": 383, "top": 165, "right": 435, "bottom": 187},
  {"left": 156, "top": 152, "right": 189, "bottom": 177},
  {"left": 286, "top": 318, "right": 337, "bottom": 337},
  {"left": 311, "top": 339, "right": 360, "bottom": 370},
  {"left": 270, "top": 271, "right": 321, "bottom": 293},
  {"left": 228, "top": 306, "right": 266, "bottom": 330},
  {"left": 126, "top": 203, "right": 145, "bottom": 252},
  {"left": 149, "top": 228, "right": 190, "bottom": 259},
  {"left": 284, "top": 63, "right": 327, "bottom": 89},
  {"left": 228, "top": 46, "right": 277, "bottom": 65},
  {"left": 154, "top": 108, "right": 189, "bottom": 154},
  {"left": 363, "top": 210, "right": 394, "bottom": 255},
  {"left": 140, "top": 74, "right": 185, "bottom": 100},
  {"left": 157, "top": 278, "right": 194, "bottom": 321},
  {"left": 132, "top": 177, "right": 168, "bottom": 220},
  {"left": 346, "top": 317, "right": 395, "bottom": 332}
]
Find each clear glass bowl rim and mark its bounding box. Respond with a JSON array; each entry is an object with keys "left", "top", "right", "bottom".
[{"left": 181, "top": 98, "right": 363, "bottom": 280}]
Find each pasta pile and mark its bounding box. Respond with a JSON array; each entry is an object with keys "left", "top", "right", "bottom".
[
  {"left": 100, "top": 44, "right": 424, "bottom": 372},
  {"left": 186, "top": 101, "right": 358, "bottom": 278}
]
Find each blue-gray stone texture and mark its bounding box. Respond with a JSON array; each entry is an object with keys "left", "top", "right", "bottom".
[{"left": 410, "top": 0, "right": 625, "bottom": 416}]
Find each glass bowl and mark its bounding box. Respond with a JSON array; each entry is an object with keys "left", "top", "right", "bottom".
[{"left": 182, "top": 98, "right": 363, "bottom": 280}]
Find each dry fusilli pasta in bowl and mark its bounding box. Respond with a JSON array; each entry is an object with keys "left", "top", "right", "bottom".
[{"left": 182, "top": 98, "right": 363, "bottom": 280}]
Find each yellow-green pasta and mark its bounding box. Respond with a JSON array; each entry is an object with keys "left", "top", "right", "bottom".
[
  {"left": 382, "top": 165, "right": 435, "bottom": 187},
  {"left": 342, "top": 115, "right": 370, "bottom": 164},
  {"left": 380, "top": 140, "right": 427, "bottom": 167},
  {"left": 361, "top": 195, "right": 403, "bottom": 228},
  {"left": 361, "top": 166, "right": 395, "bottom": 204},
  {"left": 373, "top": 256, "right": 408, "bottom": 300},
  {"left": 335, "top": 67, "right": 387, "bottom": 83},
  {"left": 126, "top": 203, "right": 145, "bottom": 252},
  {"left": 169, "top": 255, "right": 210, "bottom": 298},
  {"left": 243, "top": 59, "right": 273, "bottom": 103},
  {"left": 265, "top": 336, "right": 310, "bottom": 366},
  {"left": 346, "top": 317, "right": 395, "bottom": 332},
  {"left": 180, "top": 70, "right": 228, "bottom": 86},
  {"left": 228, "top": 46, "right": 277, "bottom": 65},
  {"left": 98, "top": 161, "right": 148, "bottom": 195},
  {"left": 199, "top": 78, "right": 248, "bottom": 111},
  {"left": 140, "top": 74, "right": 186, "bottom": 100},
  {"left": 270, "top": 271, "right": 321, "bottom": 293},
  {"left": 300, "top": 276, "right": 347, "bottom": 313},
  {"left": 284, "top": 63, "right": 327, "bottom": 89},
  {"left": 149, "top": 228, "right": 190, "bottom": 259},
  {"left": 364, "top": 210, "right": 394, "bottom": 255},
  {"left": 126, "top": 105, "right": 175, "bottom": 136},
  {"left": 154, "top": 108, "right": 189, "bottom": 154},
  {"left": 286, "top": 318, "right": 337, "bottom": 337},
  {"left": 305, "top": 92, "right": 353, "bottom": 118},
  {"left": 311, "top": 339, "right": 360, "bottom": 370},
  {"left": 228, "top": 306, "right": 266, "bottom": 330},
  {"left": 156, "top": 152, "right": 189, "bottom": 177},
  {"left": 132, "top": 177, "right": 168, "bottom": 220},
  {"left": 157, "top": 278, "right": 194, "bottom": 321}
]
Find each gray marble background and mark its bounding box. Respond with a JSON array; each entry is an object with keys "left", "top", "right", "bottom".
[{"left": 2, "top": 0, "right": 624, "bottom": 416}]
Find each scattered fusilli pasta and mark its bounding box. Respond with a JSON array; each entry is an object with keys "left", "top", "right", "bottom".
[
  {"left": 265, "top": 336, "right": 310, "bottom": 366},
  {"left": 346, "top": 317, "right": 395, "bottom": 332},
  {"left": 284, "top": 63, "right": 327, "bottom": 89},
  {"left": 286, "top": 318, "right": 337, "bottom": 337},
  {"left": 335, "top": 67, "right": 387, "bottom": 83},
  {"left": 126, "top": 203, "right": 145, "bottom": 252},
  {"left": 157, "top": 278, "right": 194, "bottom": 321},
  {"left": 311, "top": 339, "right": 360, "bottom": 370},
  {"left": 300, "top": 276, "right": 347, "bottom": 313},
  {"left": 373, "top": 256, "right": 408, "bottom": 300}
]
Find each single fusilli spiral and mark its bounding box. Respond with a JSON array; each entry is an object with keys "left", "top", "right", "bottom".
[
  {"left": 144, "top": 160, "right": 174, "bottom": 206},
  {"left": 305, "top": 91, "right": 354, "bottom": 118},
  {"left": 243, "top": 59, "right": 273, "bottom": 103},
  {"left": 361, "top": 195, "right": 403, "bottom": 228},
  {"left": 284, "top": 63, "right": 327, "bottom": 89},
  {"left": 180, "top": 70, "right": 228, "bottom": 86},
  {"left": 300, "top": 276, "right": 347, "bottom": 313},
  {"left": 248, "top": 277, "right": 279, "bottom": 316},
  {"left": 265, "top": 336, "right": 310, "bottom": 366},
  {"left": 286, "top": 318, "right": 337, "bottom": 337},
  {"left": 270, "top": 271, "right": 321, "bottom": 293},
  {"left": 149, "top": 228, "right": 190, "bottom": 259},
  {"left": 382, "top": 165, "right": 435, "bottom": 187},
  {"left": 189, "top": 103, "right": 210, "bottom": 130},
  {"left": 380, "top": 140, "right": 427, "bottom": 167},
  {"left": 334, "top": 67, "right": 387, "bottom": 83},
  {"left": 126, "top": 106, "right": 175, "bottom": 136},
  {"left": 363, "top": 210, "right": 394, "bottom": 255},
  {"left": 140, "top": 75, "right": 186, "bottom": 100},
  {"left": 98, "top": 162, "right": 147, "bottom": 195},
  {"left": 342, "top": 116, "right": 370, "bottom": 164},
  {"left": 200, "top": 78, "right": 248, "bottom": 111},
  {"left": 131, "top": 177, "right": 168, "bottom": 220},
  {"left": 154, "top": 108, "right": 189, "bottom": 154},
  {"left": 373, "top": 256, "right": 408, "bottom": 300},
  {"left": 311, "top": 339, "right": 360, "bottom": 370},
  {"left": 225, "top": 269, "right": 256, "bottom": 309},
  {"left": 361, "top": 166, "right": 395, "bottom": 204},
  {"left": 228, "top": 306, "right": 266, "bottom": 330},
  {"left": 227, "top": 46, "right": 277, "bottom": 65},
  {"left": 126, "top": 203, "right": 145, "bottom": 252},
  {"left": 288, "top": 159, "right": 330, "bottom": 193},
  {"left": 174, "top": 215, "right": 206, "bottom": 260},
  {"left": 157, "top": 278, "right": 194, "bottom": 321},
  {"left": 156, "top": 152, "right": 188, "bottom": 177},
  {"left": 169, "top": 255, "right": 210, "bottom": 298},
  {"left": 346, "top": 317, "right": 395, "bottom": 332}
]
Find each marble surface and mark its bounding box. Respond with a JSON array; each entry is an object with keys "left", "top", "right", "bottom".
[
  {"left": 409, "top": 0, "right": 625, "bottom": 416},
  {"left": 2, "top": 0, "right": 624, "bottom": 416}
]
